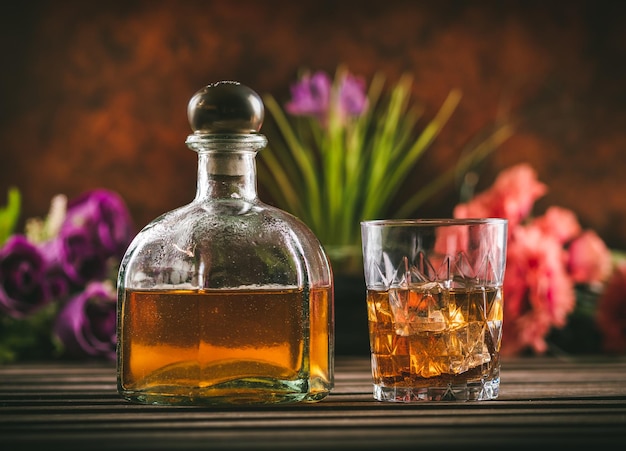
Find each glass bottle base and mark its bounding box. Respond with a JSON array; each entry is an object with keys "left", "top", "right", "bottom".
[{"left": 119, "top": 378, "right": 331, "bottom": 406}]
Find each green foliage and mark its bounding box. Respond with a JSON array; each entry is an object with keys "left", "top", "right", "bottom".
[
  {"left": 0, "top": 187, "right": 21, "bottom": 246},
  {"left": 259, "top": 68, "right": 513, "bottom": 252},
  {"left": 0, "top": 303, "right": 61, "bottom": 363}
]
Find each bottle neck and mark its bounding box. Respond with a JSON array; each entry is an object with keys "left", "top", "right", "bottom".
[
  {"left": 195, "top": 151, "right": 258, "bottom": 202},
  {"left": 186, "top": 133, "right": 267, "bottom": 204}
]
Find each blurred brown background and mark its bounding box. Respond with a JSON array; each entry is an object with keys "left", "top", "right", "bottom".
[{"left": 1, "top": 0, "right": 625, "bottom": 250}]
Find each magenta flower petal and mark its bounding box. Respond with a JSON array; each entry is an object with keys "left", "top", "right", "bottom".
[
  {"left": 337, "top": 72, "right": 368, "bottom": 117},
  {"left": 285, "top": 71, "right": 332, "bottom": 120},
  {"left": 63, "top": 188, "right": 135, "bottom": 258},
  {"left": 56, "top": 224, "right": 108, "bottom": 285},
  {"left": 53, "top": 281, "right": 116, "bottom": 360},
  {"left": 0, "top": 235, "right": 52, "bottom": 318},
  {"left": 284, "top": 70, "right": 369, "bottom": 127}
]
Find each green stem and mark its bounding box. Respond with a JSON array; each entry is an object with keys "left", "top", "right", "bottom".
[{"left": 263, "top": 95, "right": 323, "bottom": 231}]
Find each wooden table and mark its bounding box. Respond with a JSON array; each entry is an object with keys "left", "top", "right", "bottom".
[{"left": 1, "top": 356, "right": 625, "bottom": 450}]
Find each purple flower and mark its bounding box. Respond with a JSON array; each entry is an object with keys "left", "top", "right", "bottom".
[
  {"left": 337, "top": 72, "right": 368, "bottom": 117},
  {"left": 285, "top": 71, "right": 332, "bottom": 121},
  {"left": 45, "top": 264, "right": 71, "bottom": 301},
  {"left": 43, "top": 225, "right": 109, "bottom": 286},
  {"left": 0, "top": 235, "right": 53, "bottom": 317},
  {"left": 62, "top": 189, "right": 135, "bottom": 259},
  {"left": 40, "top": 189, "right": 135, "bottom": 285},
  {"left": 53, "top": 281, "right": 117, "bottom": 360},
  {"left": 285, "top": 70, "right": 368, "bottom": 126}
]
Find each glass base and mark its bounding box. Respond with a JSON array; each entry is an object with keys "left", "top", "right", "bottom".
[
  {"left": 373, "top": 377, "right": 499, "bottom": 402},
  {"left": 119, "top": 377, "right": 331, "bottom": 406},
  {"left": 122, "top": 390, "right": 309, "bottom": 406}
]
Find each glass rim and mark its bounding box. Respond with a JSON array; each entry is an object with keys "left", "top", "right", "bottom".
[{"left": 361, "top": 218, "right": 508, "bottom": 227}]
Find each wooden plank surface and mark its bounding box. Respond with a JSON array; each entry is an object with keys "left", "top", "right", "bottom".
[{"left": 1, "top": 357, "right": 625, "bottom": 450}]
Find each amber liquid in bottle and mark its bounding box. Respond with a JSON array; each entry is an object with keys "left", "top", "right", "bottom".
[
  {"left": 117, "top": 81, "right": 334, "bottom": 405},
  {"left": 119, "top": 287, "right": 331, "bottom": 404}
]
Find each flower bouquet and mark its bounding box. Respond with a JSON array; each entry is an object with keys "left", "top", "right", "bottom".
[
  {"left": 259, "top": 66, "right": 514, "bottom": 275},
  {"left": 453, "top": 163, "right": 626, "bottom": 355},
  {"left": 0, "top": 188, "right": 135, "bottom": 363}
]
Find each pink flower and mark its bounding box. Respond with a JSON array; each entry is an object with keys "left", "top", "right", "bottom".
[
  {"left": 567, "top": 230, "right": 612, "bottom": 285},
  {"left": 595, "top": 262, "right": 626, "bottom": 354},
  {"left": 501, "top": 224, "right": 576, "bottom": 356},
  {"left": 532, "top": 206, "right": 581, "bottom": 244},
  {"left": 454, "top": 163, "right": 547, "bottom": 231},
  {"left": 454, "top": 163, "right": 614, "bottom": 356}
]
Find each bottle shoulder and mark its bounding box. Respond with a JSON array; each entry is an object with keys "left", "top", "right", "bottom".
[
  {"left": 120, "top": 199, "right": 331, "bottom": 290},
  {"left": 133, "top": 200, "right": 320, "bottom": 244}
]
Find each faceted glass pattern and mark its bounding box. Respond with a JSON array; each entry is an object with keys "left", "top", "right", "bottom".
[{"left": 361, "top": 219, "right": 507, "bottom": 402}]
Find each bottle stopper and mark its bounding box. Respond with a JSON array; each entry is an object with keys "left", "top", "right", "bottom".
[{"left": 187, "top": 81, "right": 264, "bottom": 134}]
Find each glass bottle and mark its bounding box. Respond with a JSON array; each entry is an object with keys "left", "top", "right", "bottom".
[{"left": 116, "top": 81, "right": 334, "bottom": 405}]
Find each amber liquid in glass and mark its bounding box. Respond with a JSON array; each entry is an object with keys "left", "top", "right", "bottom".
[
  {"left": 118, "top": 287, "right": 331, "bottom": 405},
  {"left": 367, "top": 285, "right": 503, "bottom": 401}
]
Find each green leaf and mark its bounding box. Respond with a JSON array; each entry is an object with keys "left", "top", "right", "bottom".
[
  {"left": 0, "top": 187, "right": 21, "bottom": 246},
  {"left": 0, "top": 303, "right": 59, "bottom": 363},
  {"left": 261, "top": 95, "right": 323, "bottom": 232},
  {"left": 259, "top": 67, "right": 514, "bottom": 253}
]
